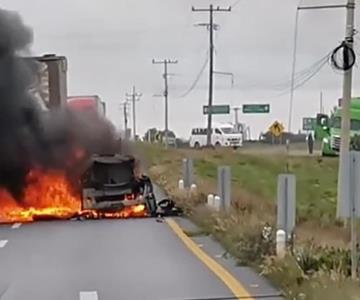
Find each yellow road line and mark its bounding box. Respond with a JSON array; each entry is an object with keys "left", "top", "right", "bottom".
[{"left": 166, "top": 218, "right": 253, "bottom": 299}]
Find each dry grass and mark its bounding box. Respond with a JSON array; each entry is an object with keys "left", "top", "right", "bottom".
[
  {"left": 261, "top": 256, "right": 360, "bottom": 300},
  {"left": 142, "top": 143, "right": 345, "bottom": 245}
]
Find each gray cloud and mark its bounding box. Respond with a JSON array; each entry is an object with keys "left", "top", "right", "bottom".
[{"left": 1, "top": 0, "right": 359, "bottom": 138}]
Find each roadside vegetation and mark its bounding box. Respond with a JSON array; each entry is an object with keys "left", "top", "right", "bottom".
[{"left": 140, "top": 143, "right": 360, "bottom": 299}]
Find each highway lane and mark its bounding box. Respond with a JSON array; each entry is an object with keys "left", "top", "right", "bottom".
[{"left": 0, "top": 219, "right": 235, "bottom": 300}]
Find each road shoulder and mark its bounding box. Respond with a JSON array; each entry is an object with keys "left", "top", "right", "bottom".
[{"left": 168, "top": 217, "right": 284, "bottom": 300}]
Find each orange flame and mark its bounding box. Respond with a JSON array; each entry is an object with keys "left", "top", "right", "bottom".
[
  {"left": 0, "top": 169, "right": 148, "bottom": 223},
  {"left": 0, "top": 169, "right": 81, "bottom": 223}
]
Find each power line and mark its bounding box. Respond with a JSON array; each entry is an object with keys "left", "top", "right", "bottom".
[
  {"left": 227, "top": 51, "right": 331, "bottom": 96},
  {"left": 178, "top": 51, "right": 209, "bottom": 98},
  {"left": 231, "top": 0, "right": 242, "bottom": 9},
  {"left": 177, "top": 50, "right": 330, "bottom": 102},
  {"left": 272, "top": 52, "right": 331, "bottom": 91}
]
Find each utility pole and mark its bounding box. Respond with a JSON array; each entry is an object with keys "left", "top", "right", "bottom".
[
  {"left": 126, "top": 86, "right": 142, "bottom": 140},
  {"left": 339, "top": 0, "right": 356, "bottom": 181},
  {"left": 298, "top": 0, "right": 357, "bottom": 280},
  {"left": 233, "top": 107, "right": 240, "bottom": 125},
  {"left": 233, "top": 107, "right": 241, "bottom": 133},
  {"left": 119, "top": 101, "right": 130, "bottom": 139},
  {"left": 192, "top": 4, "right": 231, "bottom": 147},
  {"left": 339, "top": 0, "right": 356, "bottom": 280},
  {"left": 298, "top": 0, "right": 356, "bottom": 244},
  {"left": 320, "top": 91, "right": 323, "bottom": 114},
  {"left": 152, "top": 59, "right": 178, "bottom": 149}
]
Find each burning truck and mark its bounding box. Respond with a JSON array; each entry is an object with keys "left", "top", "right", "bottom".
[
  {"left": 66, "top": 95, "right": 157, "bottom": 217},
  {"left": 0, "top": 9, "right": 181, "bottom": 223},
  {"left": 0, "top": 53, "right": 159, "bottom": 223}
]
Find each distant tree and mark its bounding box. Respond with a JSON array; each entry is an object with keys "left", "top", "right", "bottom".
[
  {"left": 143, "top": 128, "right": 158, "bottom": 143},
  {"left": 159, "top": 129, "right": 176, "bottom": 139}
]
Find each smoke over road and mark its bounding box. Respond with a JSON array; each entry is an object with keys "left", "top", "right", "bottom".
[{"left": 0, "top": 8, "right": 120, "bottom": 200}]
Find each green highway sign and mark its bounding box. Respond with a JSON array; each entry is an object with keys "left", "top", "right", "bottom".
[
  {"left": 302, "top": 117, "right": 316, "bottom": 131},
  {"left": 242, "top": 104, "right": 270, "bottom": 114},
  {"left": 203, "top": 105, "right": 230, "bottom": 115}
]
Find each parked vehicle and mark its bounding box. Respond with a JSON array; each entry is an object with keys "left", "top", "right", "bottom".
[
  {"left": 189, "top": 123, "right": 243, "bottom": 148},
  {"left": 315, "top": 98, "right": 360, "bottom": 156},
  {"left": 27, "top": 54, "right": 68, "bottom": 110},
  {"left": 67, "top": 95, "right": 106, "bottom": 117}
]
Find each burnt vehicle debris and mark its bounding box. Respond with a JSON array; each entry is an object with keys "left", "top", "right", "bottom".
[{"left": 80, "top": 154, "right": 157, "bottom": 218}]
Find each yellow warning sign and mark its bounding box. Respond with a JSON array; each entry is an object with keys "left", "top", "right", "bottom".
[{"left": 269, "top": 121, "right": 285, "bottom": 137}]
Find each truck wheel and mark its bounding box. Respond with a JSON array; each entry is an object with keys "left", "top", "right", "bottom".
[
  {"left": 215, "top": 142, "right": 221, "bottom": 147},
  {"left": 194, "top": 142, "right": 200, "bottom": 149}
]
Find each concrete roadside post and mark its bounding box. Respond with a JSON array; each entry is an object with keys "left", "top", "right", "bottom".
[
  {"left": 214, "top": 195, "right": 221, "bottom": 211},
  {"left": 276, "top": 229, "right": 286, "bottom": 258},
  {"left": 207, "top": 194, "right": 215, "bottom": 207},
  {"left": 182, "top": 158, "right": 194, "bottom": 189},
  {"left": 338, "top": 151, "right": 360, "bottom": 279},
  {"left": 217, "top": 166, "right": 231, "bottom": 211},
  {"left": 277, "top": 174, "right": 296, "bottom": 243},
  {"left": 178, "top": 179, "right": 184, "bottom": 190}
]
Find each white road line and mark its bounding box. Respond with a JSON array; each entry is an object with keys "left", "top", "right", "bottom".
[
  {"left": 80, "top": 291, "right": 98, "bottom": 300},
  {"left": 0, "top": 240, "right": 8, "bottom": 248},
  {"left": 11, "top": 223, "right": 22, "bottom": 229}
]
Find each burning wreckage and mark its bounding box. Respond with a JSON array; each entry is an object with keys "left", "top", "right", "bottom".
[
  {"left": 0, "top": 9, "right": 180, "bottom": 223},
  {"left": 0, "top": 151, "right": 181, "bottom": 223},
  {"left": 81, "top": 154, "right": 182, "bottom": 218}
]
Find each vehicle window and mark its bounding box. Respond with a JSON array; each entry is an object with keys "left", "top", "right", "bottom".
[
  {"left": 215, "top": 128, "right": 222, "bottom": 134},
  {"left": 332, "top": 117, "right": 360, "bottom": 130},
  {"left": 351, "top": 119, "right": 360, "bottom": 131},
  {"left": 221, "top": 127, "right": 233, "bottom": 134},
  {"left": 332, "top": 117, "right": 341, "bottom": 129}
]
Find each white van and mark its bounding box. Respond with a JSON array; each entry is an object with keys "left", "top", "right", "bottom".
[{"left": 189, "top": 124, "right": 243, "bottom": 148}]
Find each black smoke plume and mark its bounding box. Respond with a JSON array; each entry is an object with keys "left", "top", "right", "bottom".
[{"left": 0, "top": 9, "right": 122, "bottom": 200}]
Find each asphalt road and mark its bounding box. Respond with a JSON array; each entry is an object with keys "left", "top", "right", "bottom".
[{"left": 0, "top": 219, "right": 236, "bottom": 300}]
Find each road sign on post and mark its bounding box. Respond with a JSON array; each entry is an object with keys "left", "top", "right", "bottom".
[
  {"left": 269, "top": 121, "right": 285, "bottom": 137},
  {"left": 242, "top": 104, "right": 270, "bottom": 114},
  {"left": 217, "top": 166, "right": 231, "bottom": 211},
  {"left": 203, "top": 105, "right": 230, "bottom": 115},
  {"left": 277, "top": 174, "right": 296, "bottom": 241},
  {"left": 302, "top": 117, "right": 316, "bottom": 131}
]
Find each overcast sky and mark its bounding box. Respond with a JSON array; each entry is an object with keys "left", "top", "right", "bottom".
[{"left": 2, "top": 0, "right": 360, "bottom": 138}]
